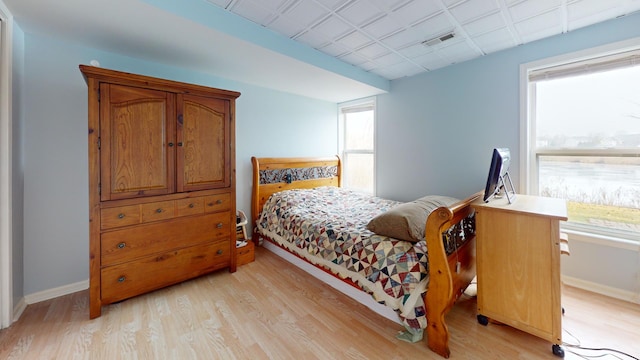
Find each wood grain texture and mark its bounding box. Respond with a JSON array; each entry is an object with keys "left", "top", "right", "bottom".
[
  {"left": 177, "top": 94, "right": 231, "bottom": 192},
  {"left": 100, "top": 83, "right": 175, "bottom": 201},
  {"left": 81, "top": 65, "right": 240, "bottom": 318},
  {"left": 2, "top": 247, "right": 637, "bottom": 360},
  {"left": 475, "top": 195, "right": 567, "bottom": 346}
]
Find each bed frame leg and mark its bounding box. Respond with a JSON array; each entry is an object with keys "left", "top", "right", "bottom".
[
  {"left": 427, "top": 315, "right": 451, "bottom": 358},
  {"left": 426, "top": 290, "right": 452, "bottom": 359}
]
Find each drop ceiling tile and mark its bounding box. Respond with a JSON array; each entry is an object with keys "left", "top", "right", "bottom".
[
  {"left": 369, "top": 66, "right": 403, "bottom": 80},
  {"left": 449, "top": 0, "right": 500, "bottom": 24},
  {"left": 471, "top": 27, "right": 517, "bottom": 54},
  {"left": 396, "top": 66, "right": 426, "bottom": 78},
  {"left": 269, "top": 16, "right": 307, "bottom": 37},
  {"left": 367, "top": 0, "right": 411, "bottom": 12},
  {"left": 438, "top": 40, "right": 480, "bottom": 63},
  {"left": 567, "top": 0, "right": 630, "bottom": 30},
  {"left": 319, "top": 42, "right": 351, "bottom": 57},
  {"left": 462, "top": 11, "right": 505, "bottom": 36},
  {"left": 339, "top": 51, "right": 370, "bottom": 65},
  {"left": 250, "top": 0, "right": 291, "bottom": 11},
  {"left": 442, "top": 0, "right": 466, "bottom": 7},
  {"left": 295, "top": 30, "right": 331, "bottom": 48},
  {"left": 363, "top": 15, "right": 405, "bottom": 39},
  {"left": 357, "top": 42, "right": 390, "bottom": 59},
  {"left": 380, "top": 28, "right": 422, "bottom": 49},
  {"left": 284, "top": 1, "right": 329, "bottom": 28},
  {"left": 413, "top": 51, "right": 451, "bottom": 70},
  {"left": 359, "top": 61, "right": 379, "bottom": 71},
  {"left": 391, "top": 0, "right": 443, "bottom": 26},
  {"left": 514, "top": 9, "right": 563, "bottom": 43},
  {"left": 373, "top": 51, "right": 405, "bottom": 66},
  {"left": 231, "top": 0, "right": 278, "bottom": 25},
  {"left": 338, "top": 0, "right": 384, "bottom": 26},
  {"left": 397, "top": 43, "right": 432, "bottom": 59},
  {"left": 508, "top": 0, "right": 562, "bottom": 23},
  {"left": 376, "top": 61, "right": 425, "bottom": 79},
  {"left": 313, "top": 0, "right": 351, "bottom": 11},
  {"left": 336, "top": 30, "right": 374, "bottom": 49},
  {"left": 313, "top": 15, "right": 354, "bottom": 40},
  {"left": 411, "top": 13, "right": 455, "bottom": 42}
]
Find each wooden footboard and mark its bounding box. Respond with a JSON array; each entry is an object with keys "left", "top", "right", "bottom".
[
  {"left": 251, "top": 156, "right": 480, "bottom": 358},
  {"left": 425, "top": 191, "right": 482, "bottom": 358}
]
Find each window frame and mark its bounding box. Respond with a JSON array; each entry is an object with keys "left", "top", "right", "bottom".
[
  {"left": 520, "top": 37, "right": 640, "bottom": 250},
  {"left": 338, "top": 97, "right": 376, "bottom": 195}
]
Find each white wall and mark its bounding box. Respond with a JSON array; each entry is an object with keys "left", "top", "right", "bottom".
[
  {"left": 20, "top": 33, "right": 337, "bottom": 297},
  {"left": 375, "top": 12, "right": 640, "bottom": 299}
]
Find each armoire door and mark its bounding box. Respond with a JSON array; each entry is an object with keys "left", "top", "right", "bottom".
[
  {"left": 100, "top": 84, "right": 176, "bottom": 201},
  {"left": 176, "top": 94, "right": 231, "bottom": 192}
]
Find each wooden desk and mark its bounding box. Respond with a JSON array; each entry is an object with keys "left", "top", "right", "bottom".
[{"left": 473, "top": 194, "right": 568, "bottom": 357}]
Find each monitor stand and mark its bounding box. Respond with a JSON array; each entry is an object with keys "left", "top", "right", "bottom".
[{"left": 498, "top": 171, "right": 516, "bottom": 204}]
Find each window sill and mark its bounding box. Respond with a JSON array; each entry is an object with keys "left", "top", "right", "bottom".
[{"left": 561, "top": 227, "right": 639, "bottom": 251}]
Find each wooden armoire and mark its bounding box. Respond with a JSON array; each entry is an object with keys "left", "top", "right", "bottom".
[{"left": 80, "top": 65, "right": 241, "bottom": 318}]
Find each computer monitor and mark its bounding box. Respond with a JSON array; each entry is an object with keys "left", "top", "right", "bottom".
[{"left": 483, "top": 148, "right": 515, "bottom": 203}]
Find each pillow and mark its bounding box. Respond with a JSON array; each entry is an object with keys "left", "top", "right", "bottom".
[{"left": 367, "top": 195, "right": 459, "bottom": 242}]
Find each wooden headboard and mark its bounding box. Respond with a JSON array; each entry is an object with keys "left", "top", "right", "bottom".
[{"left": 251, "top": 156, "right": 342, "bottom": 226}]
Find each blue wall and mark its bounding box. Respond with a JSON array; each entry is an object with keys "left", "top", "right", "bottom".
[
  {"left": 376, "top": 11, "right": 640, "bottom": 202},
  {"left": 375, "top": 12, "right": 640, "bottom": 296},
  {"left": 14, "top": 8, "right": 640, "bottom": 299},
  {"left": 11, "top": 21, "right": 25, "bottom": 307},
  {"left": 20, "top": 33, "right": 337, "bottom": 295}
]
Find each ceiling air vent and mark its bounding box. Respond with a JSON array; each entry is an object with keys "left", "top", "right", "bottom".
[{"left": 422, "top": 32, "right": 455, "bottom": 47}]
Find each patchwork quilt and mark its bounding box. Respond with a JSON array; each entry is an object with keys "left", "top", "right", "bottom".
[{"left": 256, "top": 186, "right": 473, "bottom": 331}]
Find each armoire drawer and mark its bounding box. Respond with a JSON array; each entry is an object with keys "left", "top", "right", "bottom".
[
  {"left": 100, "top": 193, "right": 232, "bottom": 230},
  {"left": 101, "top": 205, "right": 141, "bottom": 229},
  {"left": 141, "top": 200, "right": 175, "bottom": 223},
  {"left": 204, "top": 193, "right": 231, "bottom": 213},
  {"left": 176, "top": 197, "right": 204, "bottom": 217},
  {"left": 101, "top": 212, "right": 230, "bottom": 266},
  {"left": 100, "top": 241, "right": 231, "bottom": 304}
]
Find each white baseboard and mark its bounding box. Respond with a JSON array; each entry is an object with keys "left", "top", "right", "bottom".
[
  {"left": 12, "top": 297, "right": 27, "bottom": 323},
  {"left": 262, "top": 241, "right": 402, "bottom": 325},
  {"left": 23, "top": 279, "right": 89, "bottom": 305},
  {"left": 562, "top": 275, "right": 639, "bottom": 304}
]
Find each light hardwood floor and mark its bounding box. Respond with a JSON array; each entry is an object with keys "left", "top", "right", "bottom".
[{"left": 1, "top": 247, "right": 639, "bottom": 359}]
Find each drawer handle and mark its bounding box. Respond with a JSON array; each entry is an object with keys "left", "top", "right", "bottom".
[
  {"left": 189, "top": 203, "right": 195, "bottom": 208},
  {"left": 118, "top": 213, "right": 125, "bottom": 219},
  {"left": 216, "top": 199, "right": 223, "bottom": 204},
  {"left": 117, "top": 242, "right": 126, "bottom": 249},
  {"left": 156, "top": 208, "right": 163, "bottom": 213},
  {"left": 216, "top": 223, "right": 223, "bottom": 229},
  {"left": 216, "top": 249, "right": 223, "bottom": 255},
  {"left": 117, "top": 276, "right": 126, "bottom": 283}
]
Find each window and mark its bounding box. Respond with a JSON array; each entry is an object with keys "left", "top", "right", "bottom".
[
  {"left": 338, "top": 98, "right": 375, "bottom": 194},
  {"left": 522, "top": 43, "right": 640, "bottom": 243}
]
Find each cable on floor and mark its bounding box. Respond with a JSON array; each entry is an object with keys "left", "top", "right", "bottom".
[{"left": 562, "top": 328, "right": 638, "bottom": 360}]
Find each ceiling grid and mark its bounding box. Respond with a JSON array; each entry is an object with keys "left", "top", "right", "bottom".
[{"left": 206, "top": 0, "right": 640, "bottom": 80}]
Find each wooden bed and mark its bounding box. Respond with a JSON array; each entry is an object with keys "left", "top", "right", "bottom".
[{"left": 251, "top": 156, "right": 481, "bottom": 358}]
